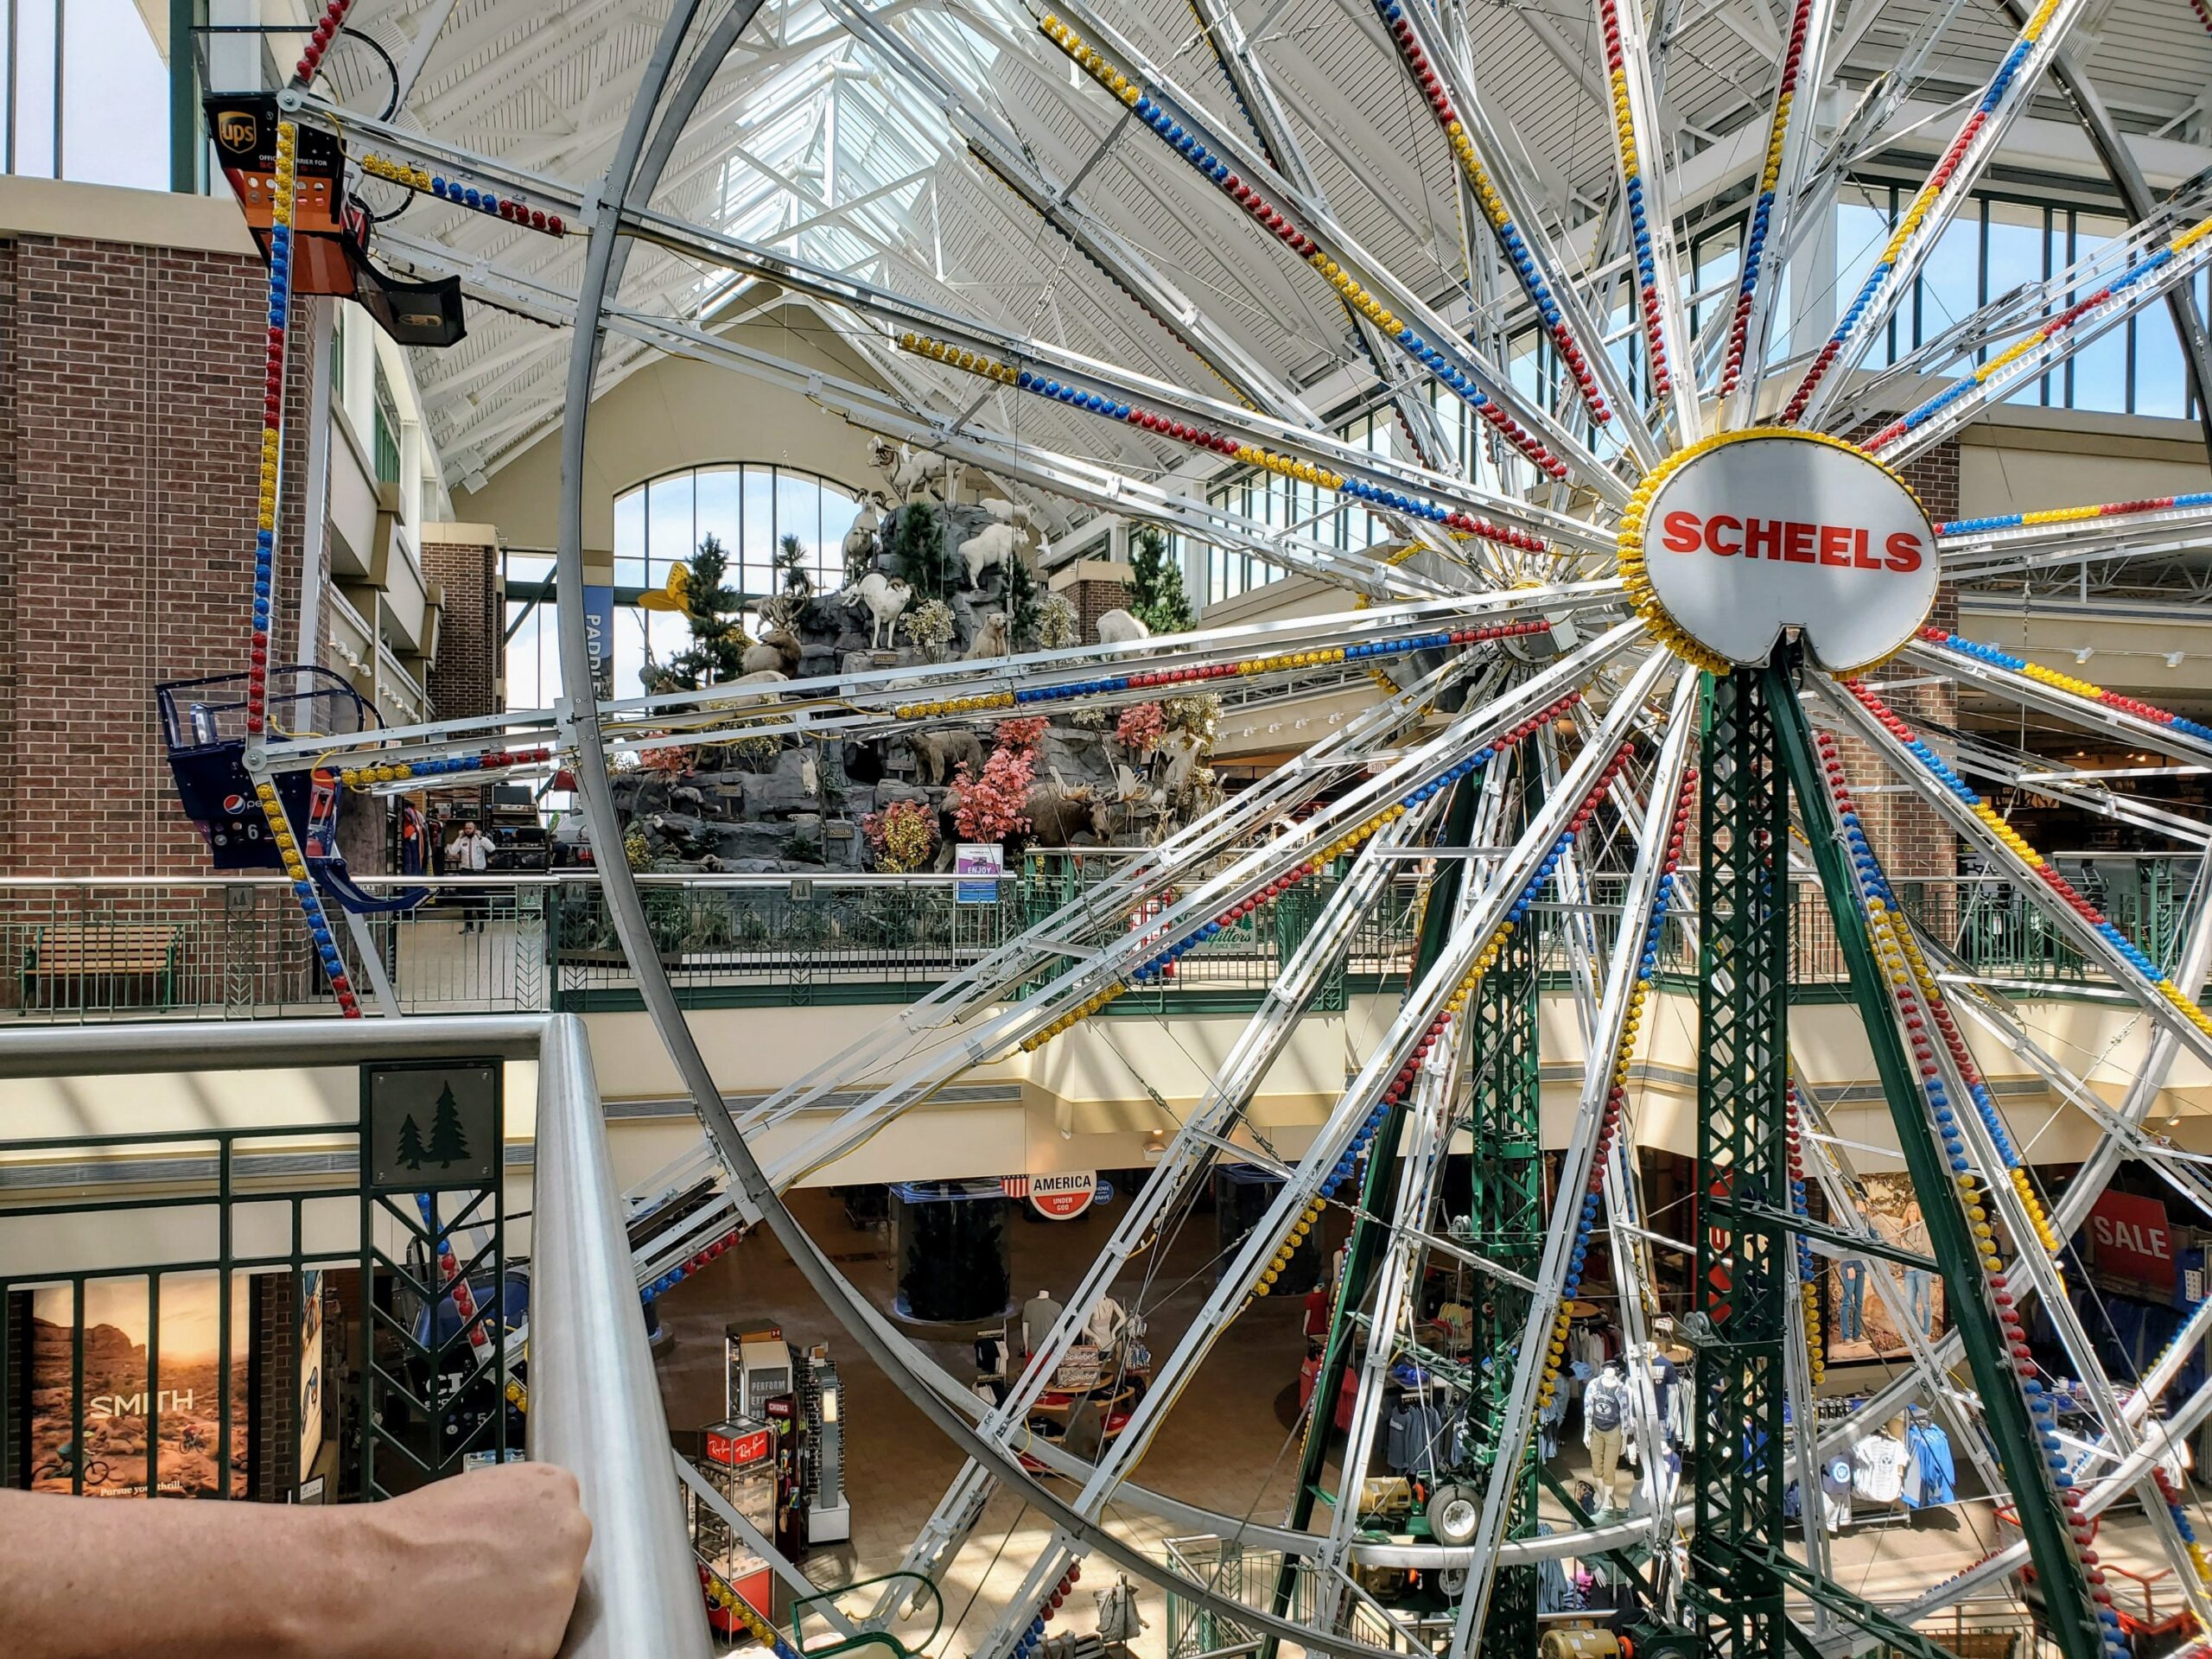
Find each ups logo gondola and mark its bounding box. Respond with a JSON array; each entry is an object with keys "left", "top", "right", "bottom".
[
  {"left": 215, "top": 108, "right": 257, "bottom": 152},
  {"left": 200, "top": 90, "right": 467, "bottom": 346}
]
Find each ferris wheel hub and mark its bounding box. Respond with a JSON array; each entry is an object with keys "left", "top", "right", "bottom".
[{"left": 1620, "top": 430, "right": 1937, "bottom": 676}]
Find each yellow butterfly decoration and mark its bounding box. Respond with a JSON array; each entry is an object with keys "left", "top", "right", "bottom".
[{"left": 639, "top": 563, "right": 692, "bottom": 613}]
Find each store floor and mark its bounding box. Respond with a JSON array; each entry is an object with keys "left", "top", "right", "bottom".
[{"left": 652, "top": 1191, "right": 2190, "bottom": 1656}]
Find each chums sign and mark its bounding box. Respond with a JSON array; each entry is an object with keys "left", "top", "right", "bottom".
[{"left": 1627, "top": 432, "right": 1939, "bottom": 672}]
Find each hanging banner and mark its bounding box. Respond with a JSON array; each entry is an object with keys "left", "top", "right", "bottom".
[
  {"left": 298, "top": 1270, "right": 325, "bottom": 1487},
  {"left": 582, "top": 582, "right": 616, "bottom": 700},
  {"left": 2089, "top": 1190, "right": 2175, "bottom": 1292}
]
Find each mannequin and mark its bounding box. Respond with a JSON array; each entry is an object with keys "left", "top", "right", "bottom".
[
  {"left": 1584, "top": 1359, "right": 1632, "bottom": 1515},
  {"left": 1085, "top": 1294, "right": 1128, "bottom": 1350},
  {"left": 1022, "top": 1288, "right": 1066, "bottom": 1356}
]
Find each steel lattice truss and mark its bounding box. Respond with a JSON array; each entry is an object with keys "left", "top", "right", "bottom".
[{"left": 241, "top": 0, "right": 2212, "bottom": 1655}]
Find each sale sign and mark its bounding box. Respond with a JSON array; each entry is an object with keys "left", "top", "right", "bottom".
[
  {"left": 1623, "top": 431, "right": 1938, "bottom": 673},
  {"left": 2088, "top": 1190, "right": 2175, "bottom": 1291}
]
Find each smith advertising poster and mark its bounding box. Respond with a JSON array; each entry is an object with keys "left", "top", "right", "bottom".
[{"left": 29, "top": 1274, "right": 251, "bottom": 1497}]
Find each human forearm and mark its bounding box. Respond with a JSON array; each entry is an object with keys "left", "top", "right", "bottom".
[
  {"left": 3, "top": 1488, "right": 364, "bottom": 1659},
  {"left": 4, "top": 1463, "right": 588, "bottom": 1659}
]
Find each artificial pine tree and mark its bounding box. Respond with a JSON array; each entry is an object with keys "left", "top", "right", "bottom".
[
  {"left": 645, "top": 534, "right": 748, "bottom": 692},
  {"left": 1004, "top": 550, "right": 1041, "bottom": 649},
  {"left": 395, "top": 1114, "right": 428, "bottom": 1171},
  {"left": 1129, "top": 526, "right": 1194, "bottom": 634},
  {"left": 889, "top": 503, "right": 959, "bottom": 599}
]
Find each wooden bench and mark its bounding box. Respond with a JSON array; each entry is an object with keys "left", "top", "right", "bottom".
[
  {"left": 1929, "top": 1633, "right": 2017, "bottom": 1659},
  {"left": 22, "top": 923, "right": 183, "bottom": 1010}
]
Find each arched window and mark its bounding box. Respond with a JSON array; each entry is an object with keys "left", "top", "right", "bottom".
[
  {"left": 617, "top": 462, "right": 861, "bottom": 599},
  {"left": 619, "top": 462, "right": 863, "bottom": 657},
  {"left": 504, "top": 464, "right": 866, "bottom": 709}
]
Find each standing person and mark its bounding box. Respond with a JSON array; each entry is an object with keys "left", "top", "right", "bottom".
[{"left": 449, "top": 820, "right": 493, "bottom": 932}]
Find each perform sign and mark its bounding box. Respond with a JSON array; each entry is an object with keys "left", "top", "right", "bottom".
[{"left": 1624, "top": 432, "right": 1938, "bottom": 673}]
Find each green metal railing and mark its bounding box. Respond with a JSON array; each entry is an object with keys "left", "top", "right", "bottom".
[{"left": 0, "top": 857, "right": 2190, "bottom": 1023}]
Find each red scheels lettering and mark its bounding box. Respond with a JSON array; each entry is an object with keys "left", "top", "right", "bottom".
[{"left": 1660, "top": 510, "right": 1923, "bottom": 573}]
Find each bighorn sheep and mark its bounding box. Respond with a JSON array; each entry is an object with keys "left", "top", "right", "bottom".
[
  {"left": 958, "top": 521, "right": 1019, "bottom": 590},
  {"left": 966, "top": 612, "right": 1011, "bottom": 661},
  {"left": 869, "top": 436, "right": 951, "bottom": 501},
  {"left": 728, "top": 668, "right": 790, "bottom": 689},
  {"left": 842, "top": 495, "right": 887, "bottom": 569},
  {"left": 907, "top": 728, "right": 986, "bottom": 788},
  {"left": 1095, "top": 607, "right": 1150, "bottom": 645},
  {"left": 846, "top": 571, "right": 912, "bottom": 650}
]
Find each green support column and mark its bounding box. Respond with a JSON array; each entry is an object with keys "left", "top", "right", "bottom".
[
  {"left": 1466, "top": 912, "right": 1541, "bottom": 1649},
  {"left": 1267, "top": 774, "right": 1482, "bottom": 1640},
  {"left": 1768, "top": 659, "right": 2106, "bottom": 1659},
  {"left": 168, "top": 0, "right": 203, "bottom": 195},
  {"left": 1687, "top": 665, "right": 1790, "bottom": 1657}
]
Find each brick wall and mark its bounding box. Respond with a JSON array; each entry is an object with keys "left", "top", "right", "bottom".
[
  {"left": 1059, "top": 575, "right": 1134, "bottom": 642},
  {"left": 422, "top": 531, "right": 499, "bottom": 720},
  {"left": 248, "top": 1271, "right": 299, "bottom": 1502},
  {"left": 0, "top": 233, "right": 318, "bottom": 875},
  {"left": 1832, "top": 435, "right": 1962, "bottom": 932}
]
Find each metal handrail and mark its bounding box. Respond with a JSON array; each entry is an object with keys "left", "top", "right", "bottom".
[
  {"left": 531, "top": 1015, "right": 711, "bottom": 1659},
  {"left": 0, "top": 1013, "right": 709, "bottom": 1659}
]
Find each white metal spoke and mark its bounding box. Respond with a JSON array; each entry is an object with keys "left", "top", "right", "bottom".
[
  {"left": 1715, "top": 0, "right": 1840, "bottom": 425},
  {"left": 1783, "top": 0, "right": 2099, "bottom": 429},
  {"left": 1446, "top": 662, "right": 1700, "bottom": 1656},
  {"left": 1819, "top": 677, "right": 2212, "bottom": 1074}
]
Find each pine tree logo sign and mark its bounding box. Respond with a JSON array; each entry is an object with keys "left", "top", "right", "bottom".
[
  {"left": 394, "top": 1084, "right": 474, "bottom": 1172},
  {"left": 365, "top": 1063, "right": 501, "bottom": 1192}
]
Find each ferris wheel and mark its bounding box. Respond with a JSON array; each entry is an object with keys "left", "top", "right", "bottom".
[{"left": 236, "top": 0, "right": 2212, "bottom": 1653}]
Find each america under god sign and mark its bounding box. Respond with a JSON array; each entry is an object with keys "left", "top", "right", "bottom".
[{"left": 1632, "top": 432, "right": 1940, "bottom": 673}]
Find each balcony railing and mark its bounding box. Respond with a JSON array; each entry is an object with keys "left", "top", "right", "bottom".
[
  {"left": 0, "top": 1013, "right": 710, "bottom": 1658},
  {"left": 0, "top": 855, "right": 2190, "bottom": 1023}
]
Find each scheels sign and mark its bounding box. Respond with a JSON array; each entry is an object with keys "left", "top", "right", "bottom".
[{"left": 1627, "top": 432, "right": 1939, "bottom": 673}]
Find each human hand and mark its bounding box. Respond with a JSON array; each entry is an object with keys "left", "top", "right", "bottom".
[{"left": 342, "top": 1463, "right": 592, "bottom": 1659}]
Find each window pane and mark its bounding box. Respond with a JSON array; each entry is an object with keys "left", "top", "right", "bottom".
[
  {"left": 507, "top": 597, "right": 551, "bottom": 709},
  {"left": 819, "top": 488, "right": 861, "bottom": 585},
  {"left": 742, "top": 468, "right": 777, "bottom": 590},
  {"left": 646, "top": 472, "right": 695, "bottom": 575},
  {"left": 1835, "top": 183, "right": 1894, "bottom": 370},
  {"left": 2134, "top": 311, "right": 2189, "bottom": 420},
  {"left": 613, "top": 488, "right": 646, "bottom": 589},
  {"left": 1986, "top": 199, "right": 2050, "bottom": 406},
  {"left": 2069, "top": 215, "right": 2127, "bottom": 412},
  {"left": 1915, "top": 200, "right": 1980, "bottom": 347},
  {"left": 695, "top": 467, "right": 743, "bottom": 568}
]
